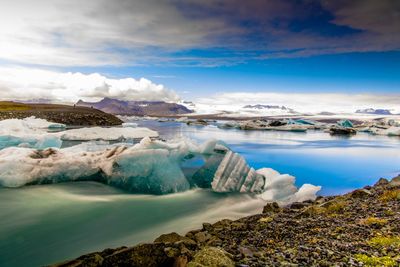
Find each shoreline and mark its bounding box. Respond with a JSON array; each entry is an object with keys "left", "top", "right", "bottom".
[{"left": 53, "top": 175, "right": 400, "bottom": 267}]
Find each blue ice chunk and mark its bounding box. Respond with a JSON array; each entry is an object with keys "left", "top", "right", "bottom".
[{"left": 337, "top": 120, "right": 353, "bottom": 128}]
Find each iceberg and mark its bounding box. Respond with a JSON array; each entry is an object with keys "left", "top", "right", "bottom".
[
  {"left": 0, "top": 137, "right": 320, "bottom": 202},
  {"left": 0, "top": 117, "right": 62, "bottom": 137},
  {"left": 370, "top": 126, "right": 400, "bottom": 136},
  {"left": 337, "top": 119, "right": 353, "bottom": 128},
  {"left": 211, "top": 151, "right": 265, "bottom": 193},
  {"left": 60, "top": 127, "right": 158, "bottom": 141},
  {"left": 0, "top": 140, "right": 188, "bottom": 194},
  {"left": 0, "top": 117, "right": 159, "bottom": 149},
  {"left": 122, "top": 122, "right": 138, "bottom": 128},
  {"left": 0, "top": 117, "right": 65, "bottom": 149}
]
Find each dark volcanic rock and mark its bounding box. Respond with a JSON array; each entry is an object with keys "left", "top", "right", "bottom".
[
  {"left": 53, "top": 176, "right": 400, "bottom": 267},
  {"left": 329, "top": 127, "right": 357, "bottom": 135},
  {"left": 349, "top": 188, "right": 372, "bottom": 198},
  {"left": 0, "top": 101, "right": 122, "bottom": 126},
  {"left": 262, "top": 202, "right": 280, "bottom": 213}
]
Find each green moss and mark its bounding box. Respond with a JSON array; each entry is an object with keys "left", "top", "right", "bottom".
[
  {"left": 379, "top": 189, "right": 400, "bottom": 202},
  {"left": 360, "top": 217, "right": 388, "bottom": 227},
  {"left": 355, "top": 254, "right": 398, "bottom": 267},
  {"left": 258, "top": 217, "right": 273, "bottom": 223},
  {"left": 188, "top": 247, "right": 234, "bottom": 267},
  {"left": 368, "top": 236, "right": 400, "bottom": 248},
  {"left": 325, "top": 200, "right": 347, "bottom": 214},
  {"left": 304, "top": 199, "right": 348, "bottom": 216}
]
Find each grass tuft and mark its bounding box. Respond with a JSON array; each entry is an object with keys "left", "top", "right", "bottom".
[{"left": 0, "top": 101, "right": 30, "bottom": 111}]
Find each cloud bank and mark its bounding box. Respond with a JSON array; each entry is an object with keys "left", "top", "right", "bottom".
[
  {"left": 195, "top": 92, "right": 400, "bottom": 114},
  {"left": 0, "top": 67, "right": 180, "bottom": 103}
]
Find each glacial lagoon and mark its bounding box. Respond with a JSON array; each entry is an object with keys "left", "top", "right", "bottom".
[{"left": 0, "top": 121, "right": 399, "bottom": 266}]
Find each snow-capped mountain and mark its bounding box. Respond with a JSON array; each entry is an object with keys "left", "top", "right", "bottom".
[
  {"left": 355, "top": 108, "right": 393, "bottom": 115},
  {"left": 179, "top": 101, "right": 299, "bottom": 117},
  {"left": 243, "top": 104, "right": 296, "bottom": 112}
]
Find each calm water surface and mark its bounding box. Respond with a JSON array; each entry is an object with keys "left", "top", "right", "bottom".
[{"left": 0, "top": 121, "right": 399, "bottom": 266}]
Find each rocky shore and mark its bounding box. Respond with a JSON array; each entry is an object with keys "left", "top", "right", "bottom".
[
  {"left": 53, "top": 176, "right": 400, "bottom": 267},
  {"left": 0, "top": 102, "right": 122, "bottom": 126}
]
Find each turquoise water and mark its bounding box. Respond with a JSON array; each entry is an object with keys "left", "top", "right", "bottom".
[
  {"left": 0, "top": 121, "right": 399, "bottom": 266},
  {"left": 138, "top": 121, "right": 400, "bottom": 195}
]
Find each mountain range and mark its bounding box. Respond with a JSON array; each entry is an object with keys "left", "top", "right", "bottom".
[
  {"left": 76, "top": 98, "right": 193, "bottom": 116},
  {"left": 355, "top": 108, "right": 393, "bottom": 115},
  {"left": 242, "top": 104, "right": 297, "bottom": 114}
]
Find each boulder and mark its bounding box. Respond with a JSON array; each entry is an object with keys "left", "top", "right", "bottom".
[
  {"left": 389, "top": 175, "right": 400, "bottom": 188},
  {"left": 349, "top": 189, "right": 372, "bottom": 198},
  {"left": 187, "top": 247, "right": 234, "bottom": 267},
  {"left": 329, "top": 127, "right": 356, "bottom": 135},
  {"left": 374, "top": 178, "right": 389, "bottom": 187},
  {"left": 262, "top": 202, "right": 280, "bottom": 213},
  {"left": 290, "top": 202, "right": 310, "bottom": 209},
  {"left": 154, "top": 232, "right": 195, "bottom": 245}
]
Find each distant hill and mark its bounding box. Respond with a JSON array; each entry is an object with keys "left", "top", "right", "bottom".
[
  {"left": 355, "top": 108, "right": 393, "bottom": 115},
  {"left": 76, "top": 97, "right": 193, "bottom": 116},
  {"left": 0, "top": 101, "right": 122, "bottom": 126}
]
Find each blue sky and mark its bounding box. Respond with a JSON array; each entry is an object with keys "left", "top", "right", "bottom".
[
  {"left": 0, "top": 0, "right": 399, "bottom": 109},
  {"left": 65, "top": 51, "right": 400, "bottom": 99}
]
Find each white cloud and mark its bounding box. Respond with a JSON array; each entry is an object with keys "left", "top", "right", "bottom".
[
  {"left": 0, "top": 0, "right": 228, "bottom": 66},
  {"left": 195, "top": 92, "right": 400, "bottom": 114},
  {"left": 0, "top": 67, "right": 180, "bottom": 103},
  {"left": 1, "top": 0, "right": 398, "bottom": 68}
]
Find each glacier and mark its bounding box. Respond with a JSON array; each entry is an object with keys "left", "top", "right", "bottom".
[{"left": 0, "top": 136, "right": 321, "bottom": 202}]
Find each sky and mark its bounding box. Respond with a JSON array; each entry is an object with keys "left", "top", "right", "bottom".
[{"left": 0, "top": 0, "right": 399, "bottom": 112}]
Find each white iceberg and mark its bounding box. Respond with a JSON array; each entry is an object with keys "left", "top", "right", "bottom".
[
  {"left": 370, "top": 126, "right": 400, "bottom": 136},
  {"left": 0, "top": 117, "right": 159, "bottom": 149},
  {"left": 211, "top": 151, "right": 265, "bottom": 193},
  {"left": 0, "top": 117, "right": 65, "bottom": 137},
  {"left": 122, "top": 122, "right": 138, "bottom": 128},
  {"left": 60, "top": 127, "right": 158, "bottom": 141},
  {"left": 0, "top": 117, "right": 65, "bottom": 149}
]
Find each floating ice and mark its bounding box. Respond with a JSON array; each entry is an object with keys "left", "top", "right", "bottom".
[
  {"left": 122, "top": 122, "right": 138, "bottom": 128},
  {"left": 0, "top": 117, "right": 65, "bottom": 149},
  {"left": 0, "top": 117, "right": 159, "bottom": 149},
  {"left": 370, "top": 126, "right": 400, "bottom": 136},
  {"left": 0, "top": 117, "right": 63, "bottom": 137},
  {"left": 0, "top": 142, "right": 188, "bottom": 194},
  {"left": 60, "top": 127, "right": 158, "bottom": 141},
  {"left": 0, "top": 137, "right": 320, "bottom": 202},
  {"left": 257, "top": 167, "right": 321, "bottom": 203},
  {"left": 211, "top": 151, "right": 265, "bottom": 193},
  {"left": 337, "top": 119, "right": 353, "bottom": 128}
]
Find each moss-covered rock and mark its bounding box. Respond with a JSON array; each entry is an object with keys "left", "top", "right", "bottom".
[{"left": 187, "top": 247, "right": 234, "bottom": 267}]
